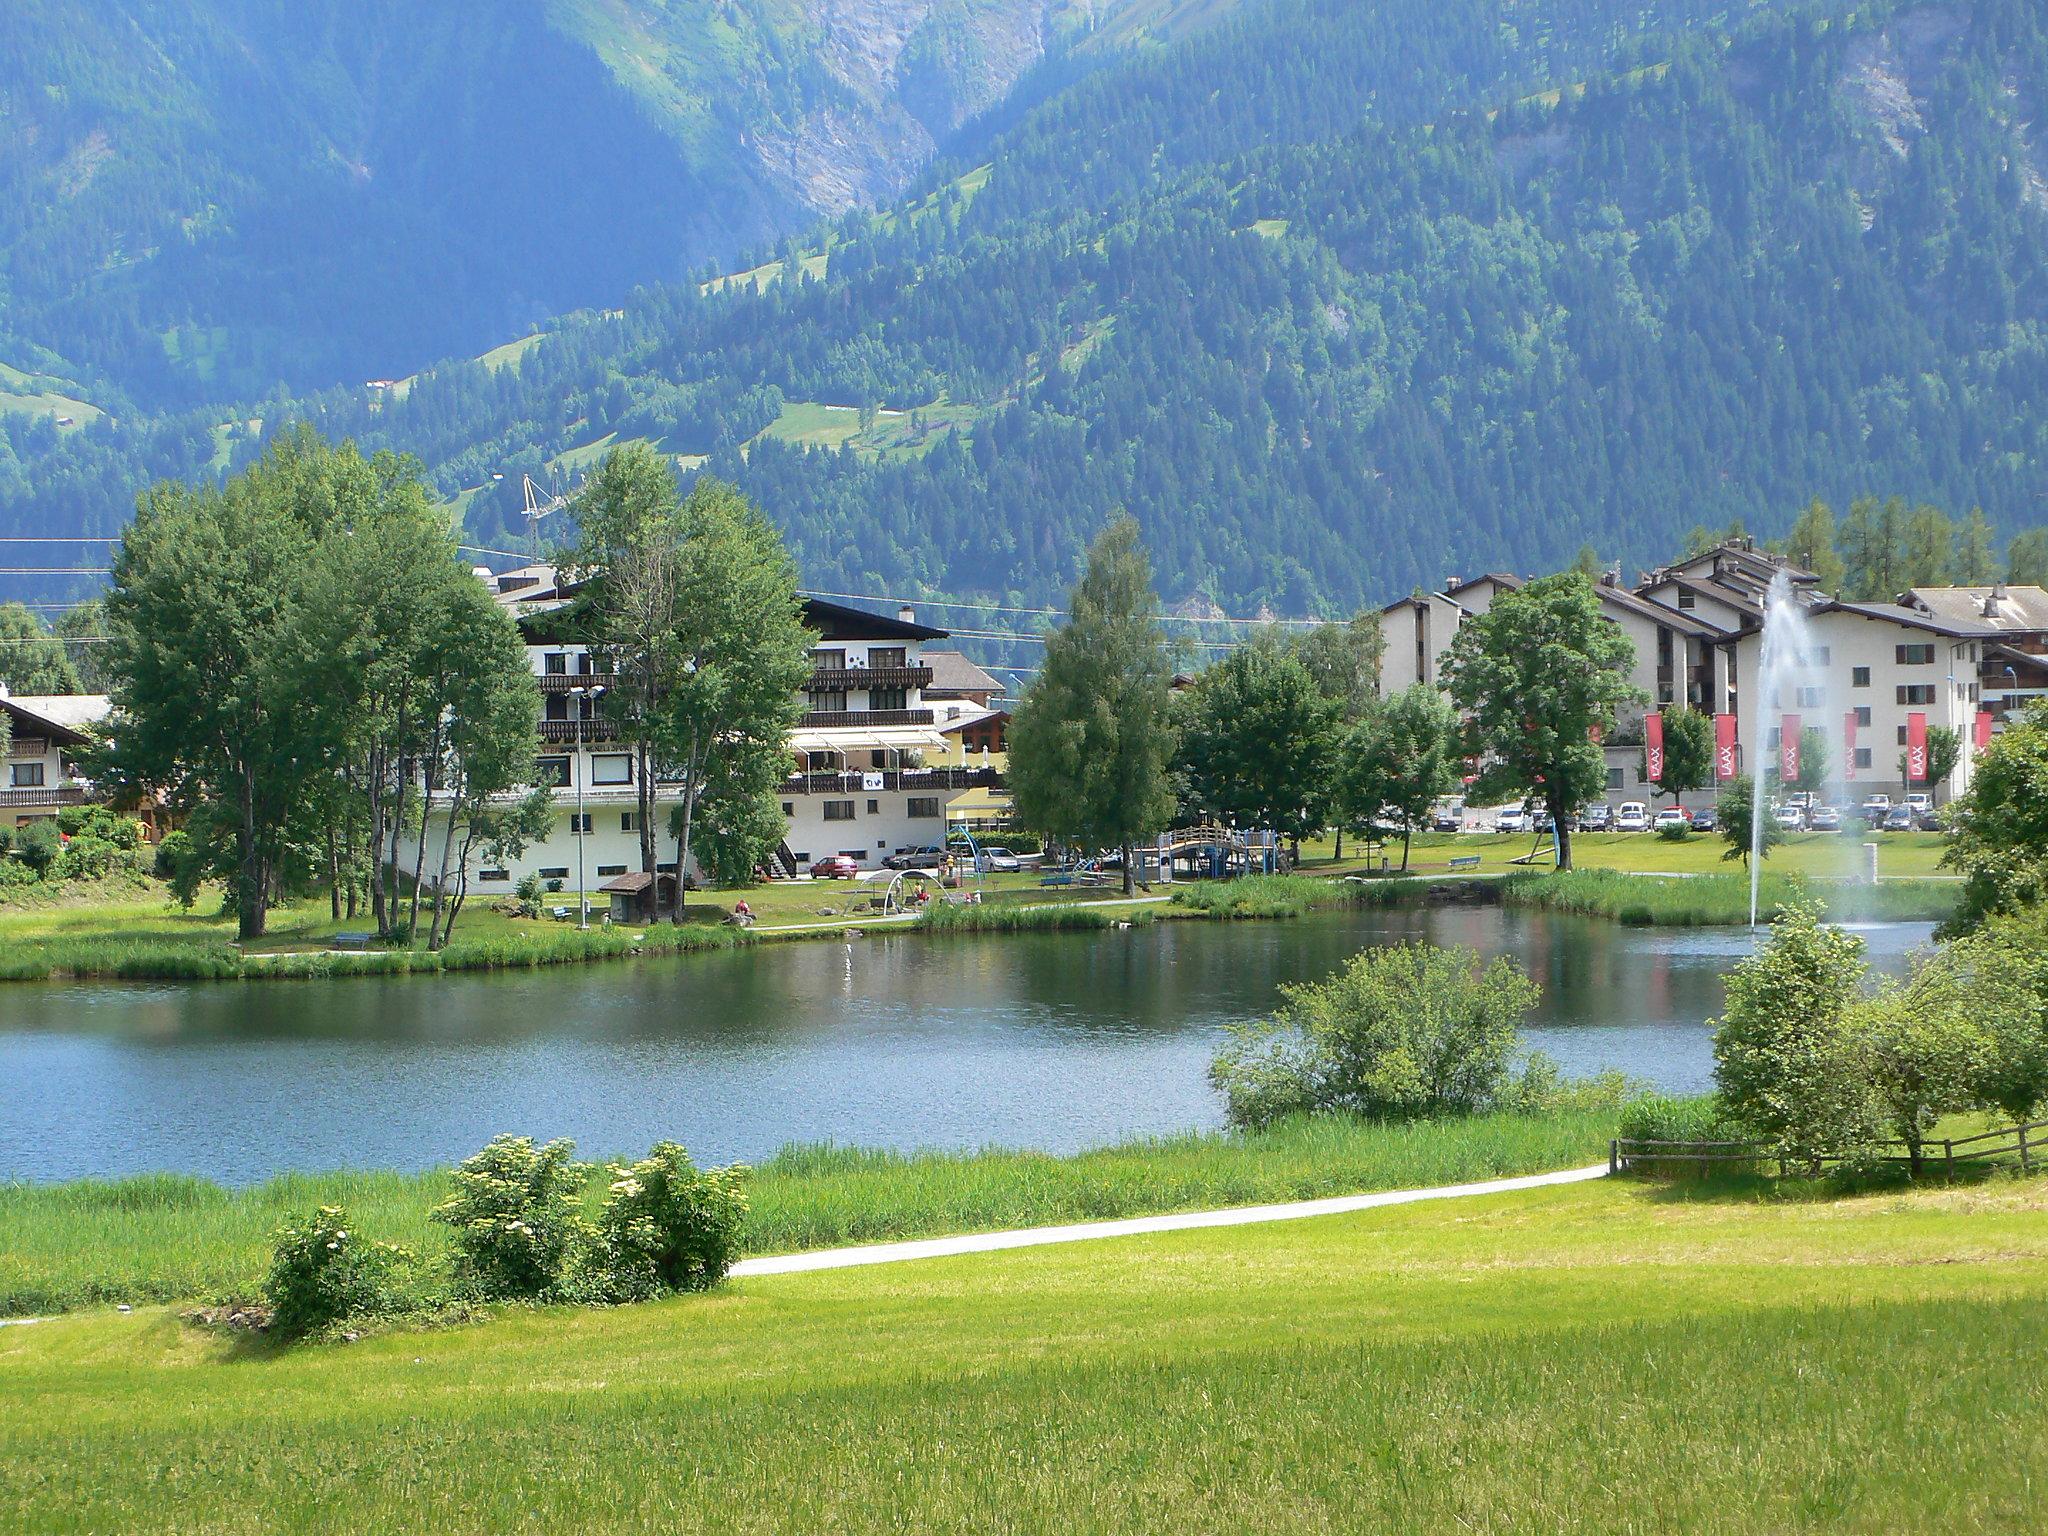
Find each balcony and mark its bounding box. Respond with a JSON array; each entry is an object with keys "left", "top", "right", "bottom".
[
  {"left": 536, "top": 671, "right": 614, "bottom": 693},
  {"left": 0, "top": 786, "right": 85, "bottom": 809},
  {"left": 807, "top": 665, "right": 932, "bottom": 692},
  {"left": 781, "top": 767, "right": 1005, "bottom": 795},
  {"left": 797, "top": 708, "right": 935, "bottom": 729},
  {"left": 6, "top": 736, "right": 50, "bottom": 759},
  {"left": 538, "top": 718, "right": 622, "bottom": 743}
]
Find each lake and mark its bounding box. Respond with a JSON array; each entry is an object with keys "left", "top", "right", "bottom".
[{"left": 0, "top": 908, "right": 1936, "bottom": 1184}]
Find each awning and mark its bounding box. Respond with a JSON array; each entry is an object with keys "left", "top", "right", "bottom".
[{"left": 789, "top": 726, "right": 949, "bottom": 755}]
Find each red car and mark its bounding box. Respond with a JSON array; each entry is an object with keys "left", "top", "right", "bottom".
[{"left": 809, "top": 855, "right": 861, "bottom": 879}]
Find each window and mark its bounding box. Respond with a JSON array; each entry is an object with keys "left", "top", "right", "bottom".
[
  {"left": 1605, "top": 767, "right": 1624, "bottom": 790},
  {"left": 793, "top": 851, "right": 811, "bottom": 864},
  {"left": 1896, "top": 643, "right": 1936, "bottom": 665},
  {"left": 479, "top": 869, "right": 510, "bottom": 883},
  {"left": 590, "top": 754, "right": 633, "bottom": 786},
  {"left": 576, "top": 651, "right": 595, "bottom": 675},
  {"left": 780, "top": 802, "right": 794, "bottom": 816},
  {"left": 907, "top": 797, "right": 941, "bottom": 818},
  {"left": 1676, "top": 590, "right": 1696, "bottom": 610},
  {"left": 1806, "top": 646, "right": 1831, "bottom": 666},
  {"left": 10, "top": 762, "right": 45, "bottom": 788},
  {"left": 1855, "top": 706, "right": 1872, "bottom": 727},
  {"left": 538, "top": 867, "right": 569, "bottom": 880},
  {"left": 1897, "top": 726, "right": 1909, "bottom": 745},
  {"left": 1855, "top": 748, "right": 1872, "bottom": 770},
  {"left": 597, "top": 864, "right": 626, "bottom": 878},
  {"left": 656, "top": 862, "right": 676, "bottom": 874},
  {"left": 544, "top": 652, "right": 567, "bottom": 675},
  {"left": 867, "top": 799, "right": 880, "bottom": 815},
  {"left": 544, "top": 694, "right": 570, "bottom": 721},
  {"left": 868, "top": 647, "right": 907, "bottom": 669},
  {"left": 568, "top": 813, "right": 592, "bottom": 834},
  {"left": 868, "top": 687, "right": 909, "bottom": 711},
  {"left": 1896, "top": 684, "right": 1937, "bottom": 706},
  {"left": 620, "top": 812, "right": 637, "bottom": 832},
  {"left": 1852, "top": 666, "right": 1870, "bottom": 688},
  {"left": 808, "top": 689, "right": 848, "bottom": 712},
  {"left": 824, "top": 800, "right": 856, "bottom": 821},
  {"left": 813, "top": 648, "right": 846, "bottom": 670},
  {"left": 535, "top": 757, "right": 571, "bottom": 787},
  {"left": 1797, "top": 687, "right": 1825, "bottom": 708}
]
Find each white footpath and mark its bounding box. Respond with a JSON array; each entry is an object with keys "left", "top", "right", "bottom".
[{"left": 728, "top": 1162, "right": 1610, "bottom": 1278}]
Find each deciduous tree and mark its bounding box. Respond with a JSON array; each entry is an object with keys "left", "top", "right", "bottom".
[
  {"left": 1337, "top": 685, "right": 1461, "bottom": 870},
  {"left": 1440, "top": 573, "right": 1641, "bottom": 870},
  {"left": 1176, "top": 636, "right": 1341, "bottom": 857}
]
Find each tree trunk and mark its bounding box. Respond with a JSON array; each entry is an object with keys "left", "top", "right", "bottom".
[
  {"left": 1333, "top": 827, "right": 1343, "bottom": 862},
  {"left": 1122, "top": 842, "right": 1135, "bottom": 896},
  {"left": 1554, "top": 802, "right": 1573, "bottom": 871},
  {"left": 1402, "top": 827, "right": 1412, "bottom": 872},
  {"left": 673, "top": 787, "right": 697, "bottom": 923},
  {"left": 637, "top": 737, "right": 657, "bottom": 877},
  {"left": 367, "top": 747, "right": 389, "bottom": 938},
  {"left": 428, "top": 788, "right": 462, "bottom": 950},
  {"left": 407, "top": 730, "right": 440, "bottom": 945},
  {"left": 327, "top": 822, "right": 341, "bottom": 920},
  {"left": 236, "top": 772, "right": 267, "bottom": 941}
]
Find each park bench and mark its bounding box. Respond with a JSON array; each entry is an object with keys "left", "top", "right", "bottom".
[
  {"left": 548, "top": 905, "right": 572, "bottom": 922},
  {"left": 1446, "top": 855, "right": 1483, "bottom": 871},
  {"left": 332, "top": 932, "right": 373, "bottom": 952}
]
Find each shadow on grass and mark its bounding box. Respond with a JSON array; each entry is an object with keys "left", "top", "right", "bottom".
[{"left": 1623, "top": 1158, "right": 2033, "bottom": 1205}]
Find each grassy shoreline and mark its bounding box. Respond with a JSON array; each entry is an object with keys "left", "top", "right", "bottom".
[
  {"left": 0, "top": 1109, "right": 1620, "bottom": 1317},
  {"left": 0, "top": 857, "right": 1956, "bottom": 984}
]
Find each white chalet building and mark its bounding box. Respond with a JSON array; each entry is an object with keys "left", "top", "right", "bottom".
[{"left": 447, "top": 566, "right": 997, "bottom": 913}]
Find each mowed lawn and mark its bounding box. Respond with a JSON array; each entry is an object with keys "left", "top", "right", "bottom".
[
  {"left": 5, "top": 1175, "right": 2047, "bottom": 1533},
  {"left": 1304, "top": 828, "right": 1954, "bottom": 879}
]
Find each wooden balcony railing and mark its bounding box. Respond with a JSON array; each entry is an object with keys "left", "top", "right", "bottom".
[
  {"left": 538, "top": 718, "right": 622, "bottom": 743},
  {"left": 806, "top": 665, "right": 932, "bottom": 692},
  {"left": 0, "top": 786, "right": 85, "bottom": 808},
  {"left": 797, "top": 708, "right": 934, "bottom": 729},
  {"left": 535, "top": 672, "right": 614, "bottom": 692}
]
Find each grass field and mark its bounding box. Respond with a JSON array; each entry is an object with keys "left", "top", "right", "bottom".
[
  {"left": 1303, "top": 827, "right": 1953, "bottom": 879},
  {"left": 5, "top": 1173, "right": 2045, "bottom": 1531},
  {"left": 0, "top": 1109, "right": 1620, "bottom": 1316},
  {"left": 0, "top": 359, "right": 102, "bottom": 429},
  {"left": 1500, "top": 868, "right": 1958, "bottom": 924}
]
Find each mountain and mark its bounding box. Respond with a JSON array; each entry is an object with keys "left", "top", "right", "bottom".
[
  {"left": 5, "top": 0, "right": 2048, "bottom": 619},
  {"left": 0, "top": 0, "right": 1138, "bottom": 408}
]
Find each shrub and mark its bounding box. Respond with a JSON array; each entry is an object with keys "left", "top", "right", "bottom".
[
  {"left": 53, "top": 835, "right": 121, "bottom": 882},
  {"left": 1210, "top": 942, "right": 1540, "bottom": 1128},
  {"left": 14, "top": 818, "right": 60, "bottom": 877},
  {"left": 513, "top": 872, "right": 544, "bottom": 918},
  {"left": 1712, "top": 901, "right": 1880, "bottom": 1166},
  {"left": 431, "top": 1136, "right": 586, "bottom": 1300},
  {"left": 587, "top": 1143, "right": 749, "bottom": 1302},
  {"left": 1655, "top": 820, "right": 1691, "bottom": 842},
  {"left": 151, "top": 828, "right": 190, "bottom": 881},
  {"left": 263, "top": 1205, "right": 412, "bottom": 1339}
]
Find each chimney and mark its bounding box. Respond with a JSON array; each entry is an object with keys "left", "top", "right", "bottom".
[
  {"left": 898, "top": 604, "right": 917, "bottom": 625},
  {"left": 1600, "top": 569, "right": 1619, "bottom": 587}
]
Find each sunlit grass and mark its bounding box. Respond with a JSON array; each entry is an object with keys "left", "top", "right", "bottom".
[{"left": 4, "top": 1176, "right": 2046, "bottom": 1531}]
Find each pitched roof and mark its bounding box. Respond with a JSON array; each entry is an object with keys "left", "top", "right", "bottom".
[
  {"left": 1901, "top": 585, "right": 2048, "bottom": 635},
  {"left": 1816, "top": 600, "right": 2002, "bottom": 640},
  {"left": 919, "top": 650, "right": 1002, "bottom": 696},
  {"left": 0, "top": 693, "right": 109, "bottom": 744}
]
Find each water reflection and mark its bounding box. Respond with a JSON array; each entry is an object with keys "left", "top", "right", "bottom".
[{"left": 0, "top": 910, "right": 1935, "bottom": 1184}]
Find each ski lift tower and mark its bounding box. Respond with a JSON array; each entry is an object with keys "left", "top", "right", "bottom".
[{"left": 521, "top": 473, "right": 571, "bottom": 556}]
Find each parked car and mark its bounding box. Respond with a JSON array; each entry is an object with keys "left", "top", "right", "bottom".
[
  {"left": 1882, "top": 806, "right": 1916, "bottom": 832},
  {"left": 808, "top": 855, "right": 861, "bottom": 879},
  {"left": 1860, "top": 793, "right": 1893, "bottom": 825},
  {"left": 1915, "top": 806, "right": 1947, "bottom": 832},
  {"left": 1652, "top": 807, "right": 1690, "bottom": 832},
  {"left": 1773, "top": 803, "right": 1806, "bottom": 832},
  {"left": 1495, "top": 805, "right": 1532, "bottom": 834},
  {"left": 976, "top": 846, "right": 1023, "bottom": 873},
  {"left": 1432, "top": 808, "right": 1462, "bottom": 833},
  {"left": 1614, "top": 802, "right": 1650, "bottom": 832},
  {"left": 1904, "top": 792, "right": 1934, "bottom": 815},
  {"left": 1807, "top": 805, "right": 1842, "bottom": 832},
  {"left": 1689, "top": 806, "right": 1718, "bottom": 833},
  {"left": 1579, "top": 803, "right": 1613, "bottom": 832},
  {"left": 883, "top": 845, "right": 948, "bottom": 870}
]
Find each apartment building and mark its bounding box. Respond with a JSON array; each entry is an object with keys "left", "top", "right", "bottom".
[{"left": 440, "top": 569, "right": 1002, "bottom": 913}]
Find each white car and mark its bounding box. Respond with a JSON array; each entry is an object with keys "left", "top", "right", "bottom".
[
  {"left": 1614, "top": 802, "right": 1650, "bottom": 832},
  {"left": 1773, "top": 804, "right": 1806, "bottom": 831},
  {"left": 1904, "top": 792, "right": 1933, "bottom": 814},
  {"left": 1495, "top": 806, "right": 1531, "bottom": 834},
  {"left": 1652, "top": 807, "right": 1689, "bottom": 830}
]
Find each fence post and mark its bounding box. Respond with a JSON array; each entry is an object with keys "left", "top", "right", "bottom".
[
  {"left": 1609, "top": 1139, "right": 1619, "bottom": 1176},
  {"left": 2019, "top": 1122, "right": 2032, "bottom": 1174},
  {"left": 1944, "top": 1139, "right": 1956, "bottom": 1182}
]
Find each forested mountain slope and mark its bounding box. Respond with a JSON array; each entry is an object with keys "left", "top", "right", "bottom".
[
  {"left": 0, "top": 0, "right": 1114, "bottom": 407},
  {"left": 7, "top": 0, "right": 2047, "bottom": 616}
]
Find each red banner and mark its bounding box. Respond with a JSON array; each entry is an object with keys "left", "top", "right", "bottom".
[
  {"left": 1645, "top": 712, "right": 1665, "bottom": 785},
  {"left": 1975, "top": 710, "right": 1995, "bottom": 751},
  {"left": 1714, "top": 714, "right": 1738, "bottom": 780},
  {"left": 1780, "top": 713, "right": 1801, "bottom": 783},
  {"left": 1843, "top": 711, "right": 1858, "bottom": 782},
  {"left": 1906, "top": 712, "right": 1928, "bottom": 783}
]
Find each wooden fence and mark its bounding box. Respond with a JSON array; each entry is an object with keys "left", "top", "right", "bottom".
[{"left": 1611, "top": 1119, "right": 2046, "bottom": 1178}]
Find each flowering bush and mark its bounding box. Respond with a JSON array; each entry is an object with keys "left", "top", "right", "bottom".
[
  {"left": 264, "top": 1206, "right": 412, "bottom": 1339},
  {"left": 432, "top": 1136, "right": 586, "bottom": 1300},
  {"left": 588, "top": 1143, "right": 749, "bottom": 1302}
]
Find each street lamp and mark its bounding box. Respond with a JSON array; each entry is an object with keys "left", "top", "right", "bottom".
[{"left": 569, "top": 682, "right": 607, "bottom": 929}]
